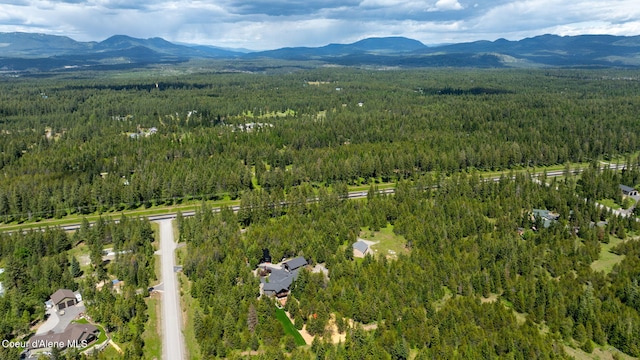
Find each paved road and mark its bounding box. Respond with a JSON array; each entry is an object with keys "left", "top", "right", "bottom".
[{"left": 158, "top": 219, "right": 185, "bottom": 360}]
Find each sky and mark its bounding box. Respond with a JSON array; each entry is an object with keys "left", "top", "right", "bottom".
[{"left": 1, "top": 0, "right": 639, "bottom": 50}]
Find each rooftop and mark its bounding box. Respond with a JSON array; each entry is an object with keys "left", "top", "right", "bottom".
[
  {"left": 283, "top": 256, "right": 307, "bottom": 271},
  {"left": 353, "top": 240, "right": 369, "bottom": 253},
  {"left": 51, "top": 289, "right": 76, "bottom": 304}
]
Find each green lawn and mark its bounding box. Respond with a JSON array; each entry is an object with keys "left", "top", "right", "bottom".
[
  {"left": 359, "top": 224, "right": 408, "bottom": 258},
  {"left": 597, "top": 198, "right": 621, "bottom": 210},
  {"left": 591, "top": 236, "right": 625, "bottom": 274},
  {"left": 275, "top": 308, "right": 306, "bottom": 346}
]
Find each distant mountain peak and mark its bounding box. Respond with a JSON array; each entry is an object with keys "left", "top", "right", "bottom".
[{"left": 2, "top": 32, "right": 640, "bottom": 71}]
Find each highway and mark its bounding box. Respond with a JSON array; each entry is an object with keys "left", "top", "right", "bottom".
[
  {"left": 6, "top": 164, "right": 627, "bottom": 232},
  {"left": 158, "top": 219, "right": 185, "bottom": 360}
]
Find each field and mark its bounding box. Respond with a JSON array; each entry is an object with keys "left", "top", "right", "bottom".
[
  {"left": 359, "top": 224, "right": 408, "bottom": 258},
  {"left": 591, "top": 236, "right": 626, "bottom": 274}
]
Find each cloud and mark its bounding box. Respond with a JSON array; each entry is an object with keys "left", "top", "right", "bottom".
[
  {"left": 0, "top": 0, "right": 639, "bottom": 49},
  {"left": 429, "top": 0, "right": 463, "bottom": 11}
]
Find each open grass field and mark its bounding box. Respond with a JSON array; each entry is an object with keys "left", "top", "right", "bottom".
[
  {"left": 359, "top": 224, "right": 408, "bottom": 258},
  {"left": 275, "top": 308, "right": 306, "bottom": 346},
  {"left": 591, "top": 236, "right": 626, "bottom": 274}
]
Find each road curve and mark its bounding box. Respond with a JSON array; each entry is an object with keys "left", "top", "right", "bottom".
[{"left": 158, "top": 219, "right": 185, "bottom": 360}]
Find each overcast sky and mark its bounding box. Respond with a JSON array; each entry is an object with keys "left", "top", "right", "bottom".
[{"left": 1, "top": 0, "right": 639, "bottom": 50}]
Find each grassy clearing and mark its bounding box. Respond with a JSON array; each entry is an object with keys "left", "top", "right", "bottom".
[
  {"left": 598, "top": 199, "right": 621, "bottom": 210},
  {"left": 142, "top": 297, "right": 162, "bottom": 360},
  {"left": 359, "top": 224, "right": 408, "bottom": 258},
  {"left": 591, "top": 236, "right": 626, "bottom": 274},
  {"left": 67, "top": 242, "right": 91, "bottom": 273},
  {"left": 98, "top": 345, "right": 122, "bottom": 358},
  {"left": 275, "top": 308, "right": 306, "bottom": 346},
  {"left": 179, "top": 272, "right": 202, "bottom": 360},
  {"left": 563, "top": 344, "right": 635, "bottom": 360},
  {"left": 499, "top": 298, "right": 527, "bottom": 325},
  {"left": 433, "top": 287, "right": 453, "bottom": 312}
]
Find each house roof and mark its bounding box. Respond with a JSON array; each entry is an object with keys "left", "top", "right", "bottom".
[
  {"left": 51, "top": 289, "right": 76, "bottom": 305},
  {"left": 28, "top": 323, "right": 98, "bottom": 350},
  {"left": 532, "top": 209, "right": 559, "bottom": 221},
  {"left": 620, "top": 184, "right": 636, "bottom": 192},
  {"left": 284, "top": 256, "right": 307, "bottom": 271},
  {"left": 262, "top": 268, "right": 294, "bottom": 293},
  {"left": 353, "top": 240, "right": 369, "bottom": 254}
]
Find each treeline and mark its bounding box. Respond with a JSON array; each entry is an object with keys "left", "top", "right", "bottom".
[
  {"left": 0, "top": 216, "right": 156, "bottom": 359},
  {"left": 3, "top": 69, "right": 640, "bottom": 222},
  {"left": 178, "top": 169, "right": 640, "bottom": 358},
  {"left": 75, "top": 216, "right": 155, "bottom": 357}
]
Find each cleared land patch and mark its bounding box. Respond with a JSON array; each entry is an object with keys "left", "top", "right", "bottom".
[
  {"left": 359, "top": 224, "right": 408, "bottom": 259},
  {"left": 591, "top": 236, "right": 626, "bottom": 274}
]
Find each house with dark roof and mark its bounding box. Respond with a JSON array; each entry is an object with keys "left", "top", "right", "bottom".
[
  {"left": 261, "top": 268, "right": 296, "bottom": 298},
  {"left": 620, "top": 184, "right": 638, "bottom": 196},
  {"left": 353, "top": 240, "right": 372, "bottom": 258},
  {"left": 283, "top": 256, "right": 307, "bottom": 272},
  {"left": 51, "top": 289, "right": 77, "bottom": 311},
  {"left": 259, "top": 257, "right": 307, "bottom": 302},
  {"left": 27, "top": 323, "right": 99, "bottom": 355}
]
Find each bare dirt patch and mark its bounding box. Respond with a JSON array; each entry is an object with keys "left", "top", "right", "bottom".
[{"left": 481, "top": 294, "right": 499, "bottom": 303}]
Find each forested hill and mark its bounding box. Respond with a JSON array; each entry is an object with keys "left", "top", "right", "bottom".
[{"left": 1, "top": 32, "right": 640, "bottom": 72}]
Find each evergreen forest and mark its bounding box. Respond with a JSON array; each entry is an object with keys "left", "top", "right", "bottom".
[
  {"left": 1, "top": 69, "right": 640, "bottom": 222},
  {"left": 2, "top": 68, "right": 640, "bottom": 359}
]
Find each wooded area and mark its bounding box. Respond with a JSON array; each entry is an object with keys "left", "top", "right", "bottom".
[
  {"left": 0, "top": 217, "right": 156, "bottom": 359},
  {"left": 1, "top": 69, "right": 640, "bottom": 222},
  {"left": 2, "top": 68, "right": 640, "bottom": 359},
  {"left": 178, "top": 168, "right": 640, "bottom": 359}
]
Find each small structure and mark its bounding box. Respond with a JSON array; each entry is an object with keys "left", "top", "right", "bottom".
[
  {"left": 261, "top": 248, "right": 272, "bottom": 264},
  {"left": 532, "top": 209, "right": 559, "bottom": 229},
  {"left": 51, "top": 289, "right": 77, "bottom": 311},
  {"left": 620, "top": 184, "right": 638, "bottom": 196},
  {"left": 353, "top": 240, "right": 372, "bottom": 258}
]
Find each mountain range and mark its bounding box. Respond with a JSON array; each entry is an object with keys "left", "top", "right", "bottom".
[{"left": 1, "top": 32, "right": 640, "bottom": 72}]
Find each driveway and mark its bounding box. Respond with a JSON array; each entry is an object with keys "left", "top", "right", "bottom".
[
  {"left": 36, "top": 302, "right": 86, "bottom": 335},
  {"left": 157, "top": 219, "right": 185, "bottom": 360}
]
